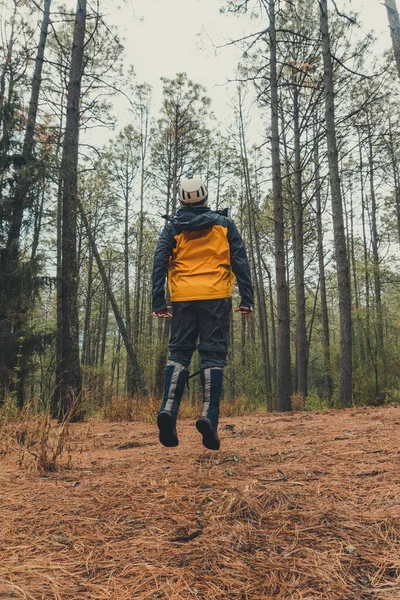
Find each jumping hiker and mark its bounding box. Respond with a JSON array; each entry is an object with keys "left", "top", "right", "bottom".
[{"left": 152, "top": 175, "right": 254, "bottom": 450}]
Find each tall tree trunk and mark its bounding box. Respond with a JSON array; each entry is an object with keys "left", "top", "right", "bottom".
[
  {"left": 81, "top": 243, "right": 94, "bottom": 367},
  {"left": 115, "top": 331, "right": 121, "bottom": 397},
  {"left": 320, "top": 0, "right": 352, "bottom": 407},
  {"left": 288, "top": 178, "right": 298, "bottom": 393},
  {"left": 94, "top": 298, "right": 102, "bottom": 368},
  {"left": 30, "top": 184, "right": 45, "bottom": 264},
  {"left": 133, "top": 98, "right": 149, "bottom": 348},
  {"left": 269, "top": 0, "right": 292, "bottom": 411},
  {"left": 366, "top": 116, "right": 385, "bottom": 400},
  {"left": 359, "top": 135, "right": 371, "bottom": 351},
  {"left": 51, "top": 95, "right": 66, "bottom": 417},
  {"left": 264, "top": 262, "right": 277, "bottom": 392},
  {"left": 0, "top": 0, "right": 51, "bottom": 403},
  {"left": 155, "top": 140, "right": 174, "bottom": 394},
  {"left": 124, "top": 166, "right": 135, "bottom": 396},
  {"left": 386, "top": 116, "right": 400, "bottom": 245},
  {"left": 349, "top": 178, "right": 365, "bottom": 366},
  {"left": 171, "top": 107, "right": 179, "bottom": 215},
  {"left": 385, "top": 0, "right": 400, "bottom": 80},
  {"left": 253, "top": 157, "right": 273, "bottom": 403},
  {"left": 99, "top": 257, "right": 111, "bottom": 368},
  {"left": 57, "top": 0, "right": 87, "bottom": 420},
  {"left": 0, "top": 2, "right": 18, "bottom": 134},
  {"left": 215, "top": 149, "right": 222, "bottom": 210},
  {"left": 7, "top": 0, "right": 52, "bottom": 260},
  {"left": 292, "top": 87, "right": 308, "bottom": 399},
  {"left": 314, "top": 127, "right": 333, "bottom": 405},
  {"left": 238, "top": 91, "right": 272, "bottom": 407}
]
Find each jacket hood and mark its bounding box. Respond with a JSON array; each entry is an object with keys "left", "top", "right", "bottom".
[{"left": 170, "top": 207, "right": 223, "bottom": 233}]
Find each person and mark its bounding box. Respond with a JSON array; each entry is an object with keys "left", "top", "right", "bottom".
[{"left": 151, "top": 174, "right": 254, "bottom": 451}]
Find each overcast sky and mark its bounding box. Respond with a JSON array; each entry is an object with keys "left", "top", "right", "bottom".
[
  {"left": 49, "top": 0, "right": 391, "bottom": 145},
  {"left": 102, "top": 0, "right": 391, "bottom": 120}
]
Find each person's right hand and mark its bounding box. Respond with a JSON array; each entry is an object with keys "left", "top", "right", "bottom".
[{"left": 152, "top": 306, "right": 173, "bottom": 318}]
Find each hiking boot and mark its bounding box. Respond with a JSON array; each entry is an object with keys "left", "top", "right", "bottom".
[
  {"left": 196, "top": 416, "right": 220, "bottom": 450},
  {"left": 197, "top": 367, "right": 223, "bottom": 450},
  {"left": 157, "top": 361, "right": 187, "bottom": 447},
  {"left": 157, "top": 410, "right": 178, "bottom": 447}
]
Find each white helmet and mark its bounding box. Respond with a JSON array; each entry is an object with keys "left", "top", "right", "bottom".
[{"left": 179, "top": 175, "right": 208, "bottom": 206}]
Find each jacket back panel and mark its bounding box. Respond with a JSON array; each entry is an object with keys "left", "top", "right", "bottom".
[{"left": 168, "top": 224, "right": 235, "bottom": 302}]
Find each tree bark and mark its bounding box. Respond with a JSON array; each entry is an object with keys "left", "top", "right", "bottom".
[
  {"left": 99, "top": 257, "right": 111, "bottom": 368},
  {"left": 133, "top": 95, "right": 150, "bottom": 349},
  {"left": 124, "top": 161, "right": 135, "bottom": 396},
  {"left": 319, "top": 0, "right": 352, "bottom": 407},
  {"left": 264, "top": 262, "right": 277, "bottom": 392},
  {"left": 0, "top": 2, "right": 18, "bottom": 134},
  {"left": 314, "top": 126, "right": 333, "bottom": 404},
  {"left": 348, "top": 176, "right": 365, "bottom": 368},
  {"left": 386, "top": 115, "right": 400, "bottom": 245},
  {"left": 269, "top": 0, "right": 292, "bottom": 411},
  {"left": 238, "top": 91, "right": 272, "bottom": 407},
  {"left": 57, "top": 0, "right": 87, "bottom": 420},
  {"left": 81, "top": 243, "right": 94, "bottom": 367},
  {"left": 359, "top": 134, "right": 371, "bottom": 350},
  {"left": 7, "top": 0, "right": 52, "bottom": 260},
  {"left": 292, "top": 87, "right": 308, "bottom": 400},
  {"left": 366, "top": 115, "right": 385, "bottom": 400},
  {"left": 30, "top": 185, "right": 45, "bottom": 264},
  {"left": 385, "top": 0, "right": 400, "bottom": 80},
  {"left": 51, "top": 94, "right": 66, "bottom": 417}
]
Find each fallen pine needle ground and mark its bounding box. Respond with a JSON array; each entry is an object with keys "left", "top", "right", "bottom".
[{"left": 0, "top": 404, "right": 399, "bottom": 599}]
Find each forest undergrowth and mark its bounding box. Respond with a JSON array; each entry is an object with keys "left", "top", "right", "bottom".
[{"left": 0, "top": 402, "right": 399, "bottom": 599}]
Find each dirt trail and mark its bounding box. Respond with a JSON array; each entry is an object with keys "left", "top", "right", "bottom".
[{"left": 0, "top": 405, "right": 399, "bottom": 599}]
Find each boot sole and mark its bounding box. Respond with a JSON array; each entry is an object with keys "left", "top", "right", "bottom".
[
  {"left": 157, "top": 412, "right": 178, "bottom": 447},
  {"left": 196, "top": 418, "right": 220, "bottom": 451}
]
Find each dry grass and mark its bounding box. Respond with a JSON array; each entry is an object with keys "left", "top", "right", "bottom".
[
  {"left": 290, "top": 392, "right": 306, "bottom": 412},
  {"left": 102, "top": 393, "right": 259, "bottom": 423},
  {"left": 0, "top": 404, "right": 399, "bottom": 599},
  {"left": 0, "top": 401, "right": 74, "bottom": 472}
]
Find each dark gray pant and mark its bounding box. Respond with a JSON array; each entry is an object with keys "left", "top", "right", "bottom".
[{"left": 168, "top": 298, "right": 231, "bottom": 369}]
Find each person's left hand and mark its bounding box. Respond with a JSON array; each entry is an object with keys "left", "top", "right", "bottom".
[
  {"left": 153, "top": 306, "right": 173, "bottom": 318},
  {"left": 235, "top": 305, "right": 253, "bottom": 323}
]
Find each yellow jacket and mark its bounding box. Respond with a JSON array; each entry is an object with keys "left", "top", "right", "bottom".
[{"left": 152, "top": 207, "right": 253, "bottom": 310}]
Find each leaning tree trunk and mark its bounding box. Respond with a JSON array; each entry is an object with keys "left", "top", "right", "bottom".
[
  {"left": 320, "top": 0, "right": 352, "bottom": 407},
  {"left": 7, "top": 0, "right": 52, "bottom": 261},
  {"left": 57, "top": 0, "right": 87, "bottom": 420},
  {"left": 269, "top": 0, "right": 292, "bottom": 411},
  {"left": 77, "top": 196, "right": 148, "bottom": 396}
]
